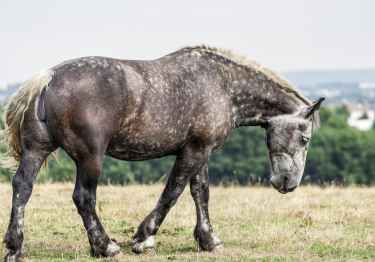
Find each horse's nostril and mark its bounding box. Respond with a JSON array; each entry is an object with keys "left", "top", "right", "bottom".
[{"left": 270, "top": 175, "right": 286, "bottom": 190}]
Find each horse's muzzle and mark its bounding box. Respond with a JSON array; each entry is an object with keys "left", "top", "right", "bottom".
[{"left": 270, "top": 175, "right": 298, "bottom": 194}]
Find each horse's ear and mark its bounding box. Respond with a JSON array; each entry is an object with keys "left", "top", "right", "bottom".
[{"left": 305, "top": 97, "right": 325, "bottom": 118}]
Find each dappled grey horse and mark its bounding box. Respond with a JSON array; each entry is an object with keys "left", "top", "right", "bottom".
[{"left": 1, "top": 45, "right": 324, "bottom": 261}]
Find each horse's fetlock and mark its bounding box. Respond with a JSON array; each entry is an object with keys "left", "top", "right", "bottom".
[
  {"left": 132, "top": 236, "right": 155, "bottom": 255},
  {"left": 89, "top": 242, "right": 110, "bottom": 258},
  {"left": 88, "top": 231, "right": 112, "bottom": 258},
  {"left": 4, "top": 220, "right": 24, "bottom": 251},
  {"left": 133, "top": 216, "right": 156, "bottom": 242},
  {"left": 194, "top": 225, "right": 222, "bottom": 252},
  {"left": 4, "top": 248, "right": 28, "bottom": 262}
]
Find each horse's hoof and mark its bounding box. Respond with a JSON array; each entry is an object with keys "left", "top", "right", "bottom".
[
  {"left": 139, "top": 247, "right": 156, "bottom": 255},
  {"left": 4, "top": 250, "right": 29, "bottom": 262},
  {"left": 111, "top": 251, "right": 124, "bottom": 258},
  {"left": 132, "top": 246, "right": 156, "bottom": 255},
  {"left": 132, "top": 236, "right": 156, "bottom": 255},
  {"left": 107, "top": 239, "right": 122, "bottom": 257},
  {"left": 213, "top": 244, "right": 225, "bottom": 252}
]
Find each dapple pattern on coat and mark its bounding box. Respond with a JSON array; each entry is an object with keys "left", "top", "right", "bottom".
[{"left": 1, "top": 46, "right": 324, "bottom": 260}]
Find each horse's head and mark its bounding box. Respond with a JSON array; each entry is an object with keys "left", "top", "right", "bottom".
[{"left": 264, "top": 97, "right": 325, "bottom": 194}]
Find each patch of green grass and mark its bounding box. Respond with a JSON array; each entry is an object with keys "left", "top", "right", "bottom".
[{"left": 308, "top": 245, "right": 375, "bottom": 260}]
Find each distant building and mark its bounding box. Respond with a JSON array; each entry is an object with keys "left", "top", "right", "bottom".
[{"left": 346, "top": 103, "right": 374, "bottom": 131}]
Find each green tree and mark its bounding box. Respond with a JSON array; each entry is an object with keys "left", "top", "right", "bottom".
[
  {"left": 334, "top": 104, "right": 350, "bottom": 120},
  {"left": 0, "top": 106, "right": 12, "bottom": 182},
  {"left": 210, "top": 126, "right": 269, "bottom": 185},
  {"left": 305, "top": 107, "right": 375, "bottom": 185}
]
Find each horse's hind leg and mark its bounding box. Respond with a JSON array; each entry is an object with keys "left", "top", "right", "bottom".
[
  {"left": 72, "top": 157, "right": 122, "bottom": 258},
  {"left": 4, "top": 150, "right": 54, "bottom": 262},
  {"left": 190, "top": 161, "right": 224, "bottom": 252},
  {"left": 4, "top": 102, "right": 58, "bottom": 262}
]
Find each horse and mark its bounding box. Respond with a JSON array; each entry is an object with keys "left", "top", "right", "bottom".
[{"left": 0, "top": 45, "right": 324, "bottom": 261}]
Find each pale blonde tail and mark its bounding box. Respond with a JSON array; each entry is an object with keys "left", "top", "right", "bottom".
[{"left": 0, "top": 70, "right": 59, "bottom": 173}]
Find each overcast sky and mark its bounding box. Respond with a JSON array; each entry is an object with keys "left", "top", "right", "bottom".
[{"left": 1, "top": 0, "right": 374, "bottom": 89}]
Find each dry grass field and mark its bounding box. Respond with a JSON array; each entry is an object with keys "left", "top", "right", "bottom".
[{"left": 0, "top": 183, "right": 375, "bottom": 261}]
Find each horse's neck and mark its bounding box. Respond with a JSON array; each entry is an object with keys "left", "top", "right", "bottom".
[{"left": 229, "top": 68, "right": 302, "bottom": 127}]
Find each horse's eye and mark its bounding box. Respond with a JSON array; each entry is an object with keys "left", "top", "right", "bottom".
[{"left": 302, "top": 136, "right": 308, "bottom": 144}]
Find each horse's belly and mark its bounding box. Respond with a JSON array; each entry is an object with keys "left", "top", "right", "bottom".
[
  {"left": 105, "top": 135, "right": 181, "bottom": 161},
  {"left": 104, "top": 147, "right": 173, "bottom": 161}
]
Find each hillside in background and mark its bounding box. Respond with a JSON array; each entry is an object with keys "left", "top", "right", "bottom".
[
  {"left": 283, "top": 69, "right": 375, "bottom": 87},
  {"left": 0, "top": 83, "right": 21, "bottom": 102},
  {"left": 2, "top": 69, "right": 375, "bottom": 103},
  {"left": 281, "top": 69, "right": 375, "bottom": 107}
]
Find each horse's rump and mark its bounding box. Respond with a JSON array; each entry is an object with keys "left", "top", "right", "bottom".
[{"left": 0, "top": 70, "right": 58, "bottom": 172}]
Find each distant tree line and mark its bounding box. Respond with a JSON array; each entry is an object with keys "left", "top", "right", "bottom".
[{"left": 0, "top": 104, "right": 375, "bottom": 185}]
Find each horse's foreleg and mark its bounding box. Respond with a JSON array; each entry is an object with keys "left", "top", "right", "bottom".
[
  {"left": 190, "top": 161, "right": 224, "bottom": 252},
  {"left": 73, "top": 159, "right": 122, "bottom": 258},
  {"left": 4, "top": 151, "right": 48, "bottom": 262},
  {"left": 132, "top": 149, "right": 210, "bottom": 255}
]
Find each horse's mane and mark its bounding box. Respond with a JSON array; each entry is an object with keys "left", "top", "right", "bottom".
[{"left": 180, "top": 45, "right": 321, "bottom": 130}]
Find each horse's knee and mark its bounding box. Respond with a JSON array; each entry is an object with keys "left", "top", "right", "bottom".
[
  {"left": 72, "top": 188, "right": 83, "bottom": 207},
  {"left": 72, "top": 187, "right": 93, "bottom": 216},
  {"left": 12, "top": 158, "right": 37, "bottom": 183},
  {"left": 190, "top": 182, "right": 205, "bottom": 195},
  {"left": 190, "top": 180, "right": 209, "bottom": 203},
  {"left": 11, "top": 173, "right": 32, "bottom": 194}
]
